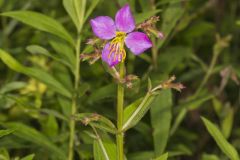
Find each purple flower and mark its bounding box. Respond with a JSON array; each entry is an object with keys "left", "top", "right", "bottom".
[{"left": 90, "top": 4, "right": 152, "bottom": 67}]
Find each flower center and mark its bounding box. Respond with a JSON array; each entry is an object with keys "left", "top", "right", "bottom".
[{"left": 108, "top": 31, "right": 126, "bottom": 62}]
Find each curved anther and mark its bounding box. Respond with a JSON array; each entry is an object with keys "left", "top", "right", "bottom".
[{"left": 108, "top": 31, "right": 127, "bottom": 63}]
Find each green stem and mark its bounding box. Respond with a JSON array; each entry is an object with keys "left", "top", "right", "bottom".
[
  {"left": 194, "top": 51, "right": 219, "bottom": 97},
  {"left": 152, "top": 38, "right": 158, "bottom": 69},
  {"left": 68, "top": 35, "right": 81, "bottom": 160},
  {"left": 117, "top": 62, "right": 125, "bottom": 160}
]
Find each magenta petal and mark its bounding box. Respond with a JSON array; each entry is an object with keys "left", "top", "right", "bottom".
[
  {"left": 102, "top": 43, "right": 122, "bottom": 67},
  {"left": 115, "top": 4, "right": 135, "bottom": 33},
  {"left": 90, "top": 16, "right": 116, "bottom": 40},
  {"left": 125, "top": 32, "right": 152, "bottom": 55}
]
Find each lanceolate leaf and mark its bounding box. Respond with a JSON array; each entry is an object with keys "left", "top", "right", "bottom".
[
  {"left": 170, "top": 94, "right": 213, "bottom": 135},
  {"left": 135, "top": 9, "right": 161, "bottom": 24},
  {"left": 0, "top": 81, "right": 26, "bottom": 94},
  {"left": 26, "top": 45, "right": 73, "bottom": 70},
  {"left": 94, "top": 140, "right": 106, "bottom": 160},
  {"left": 1, "top": 11, "right": 74, "bottom": 45},
  {"left": 170, "top": 109, "right": 187, "bottom": 135},
  {"left": 123, "top": 92, "right": 157, "bottom": 131},
  {"left": 49, "top": 37, "right": 75, "bottom": 73},
  {"left": 154, "top": 153, "right": 168, "bottom": 160},
  {"left": 221, "top": 107, "right": 234, "bottom": 139},
  {"left": 157, "top": 1, "right": 185, "bottom": 49},
  {"left": 2, "top": 122, "right": 67, "bottom": 160},
  {"left": 201, "top": 153, "right": 220, "bottom": 160},
  {"left": 84, "top": 0, "right": 100, "bottom": 23},
  {"left": 175, "top": 94, "right": 214, "bottom": 113},
  {"left": 87, "top": 84, "right": 117, "bottom": 104},
  {"left": 151, "top": 89, "right": 172, "bottom": 156},
  {"left": 0, "top": 129, "right": 15, "bottom": 138},
  {"left": 74, "top": 113, "right": 117, "bottom": 134},
  {"left": 63, "top": 0, "right": 86, "bottom": 31},
  {"left": 0, "top": 49, "right": 71, "bottom": 98},
  {"left": 20, "top": 154, "right": 35, "bottom": 160},
  {"left": 93, "top": 131, "right": 117, "bottom": 160},
  {"left": 128, "top": 151, "right": 154, "bottom": 160},
  {"left": 201, "top": 117, "right": 240, "bottom": 160}
]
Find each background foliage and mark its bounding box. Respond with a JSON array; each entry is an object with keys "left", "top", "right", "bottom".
[{"left": 0, "top": 0, "right": 240, "bottom": 160}]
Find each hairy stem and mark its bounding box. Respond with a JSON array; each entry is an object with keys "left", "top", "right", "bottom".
[
  {"left": 117, "top": 62, "right": 125, "bottom": 160},
  {"left": 68, "top": 35, "right": 81, "bottom": 160}
]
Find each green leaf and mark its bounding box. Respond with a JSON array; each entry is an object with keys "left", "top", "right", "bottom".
[
  {"left": 93, "top": 131, "right": 117, "bottom": 160},
  {"left": 138, "top": 0, "right": 152, "bottom": 11},
  {"left": 57, "top": 95, "right": 71, "bottom": 116},
  {"left": 154, "top": 153, "right": 168, "bottom": 160},
  {"left": 94, "top": 140, "right": 105, "bottom": 160},
  {"left": 0, "top": 0, "right": 4, "bottom": 7},
  {"left": 49, "top": 37, "right": 75, "bottom": 73},
  {"left": 1, "top": 11, "right": 74, "bottom": 45},
  {"left": 157, "top": 2, "right": 185, "bottom": 49},
  {"left": 170, "top": 92, "right": 213, "bottom": 134},
  {"left": 117, "top": 0, "right": 128, "bottom": 6},
  {"left": 78, "top": 83, "right": 90, "bottom": 98},
  {"left": 183, "top": 21, "right": 214, "bottom": 39},
  {"left": 41, "top": 115, "right": 59, "bottom": 137},
  {"left": 151, "top": 90, "right": 172, "bottom": 156},
  {"left": 40, "top": 108, "right": 68, "bottom": 122},
  {"left": 0, "top": 49, "right": 71, "bottom": 98},
  {"left": 175, "top": 94, "right": 214, "bottom": 113},
  {"left": 221, "top": 107, "right": 234, "bottom": 139},
  {"left": 201, "top": 117, "right": 240, "bottom": 160},
  {"left": 158, "top": 46, "right": 192, "bottom": 73},
  {"left": 123, "top": 92, "right": 156, "bottom": 131},
  {"left": 0, "top": 148, "right": 10, "bottom": 160},
  {"left": 201, "top": 153, "right": 220, "bottom": 160},
  {"left": 63, "top": 0, "right": 86, "bottom": 31},
  {"left": 84, "top": 0, "right": 100, "bottom": 23},
  {"left": 157, "top": 0, "right": 187, "bottom": 5},
  {"left": 135, "top": 9, "right": 161, "bottom": 24},
  {"left": 0, "top": 129, "right": 15, "bottom": 138},
  {"left": 74, "top": 113, "right": 117, "bottom": 134},
  {"left": 0, "top": 81, "right": 26, "bottom": 94},
  {"left": 49, "top": 57, "right": 74, "bottom": 91},
  {"left": 236, "top": 20, "right": 240, "bottom": 26},
  {"left": 88, "top": 84, "right": 116, "bottom": 104},
  {"left": 128, "top": 151, "right": 154, "bottom": 160},
  {"left": 20, "top": 154, "right": 35, "bottom": 160},
  {"left": 170, "top": 109, "right": 187, "bottom": 135},
  {"left": 168, "top": 144, "right": 192, "bottom": 157},
  {"left": 1, "top": 122, "right": 67, "bottom": 160},
  {"left": 26, "top": 45, "right": 73, "bottom": 70},
  {"left": 212, "top": 98, "right": 222, "bottom": 117}
]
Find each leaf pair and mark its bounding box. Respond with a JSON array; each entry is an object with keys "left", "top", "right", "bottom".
[
  {"left": 93, "top": 132, "right": 117, "bottom": 160},
  {"left": 74, "top": 113, "right": 117, "bottom": 134},
  {"left": 0, "top": 49, "right": 71, "bottom": 98},
  {"left": 202, "top": 117, "right": 239, "bottom": 160},
  {"left": 63, "top": 0, "right": 100, "bottom": 31},
  {"left": 1, "top": 122, "right": 66, "bottom": 160},
  {"left": 1, "top": 11, "right": 74, "bottom": 46}
]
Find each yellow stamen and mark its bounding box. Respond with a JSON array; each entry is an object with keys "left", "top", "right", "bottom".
[{"left": 108, "top": 31, "right": 126, "bottom": 62}]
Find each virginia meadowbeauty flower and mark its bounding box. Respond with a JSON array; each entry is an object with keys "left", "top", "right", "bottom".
[{"left": 90, "top": 4, "right": 152, "bottom": 67}]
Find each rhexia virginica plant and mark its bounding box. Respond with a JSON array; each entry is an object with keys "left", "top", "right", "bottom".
[{"left": 81, "top": 4, "right": 183, "bottom": 160}]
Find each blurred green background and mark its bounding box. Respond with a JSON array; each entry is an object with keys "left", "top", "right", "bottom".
[{"left": 0, "top": 0, "right": 240, "bottom": 159}]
